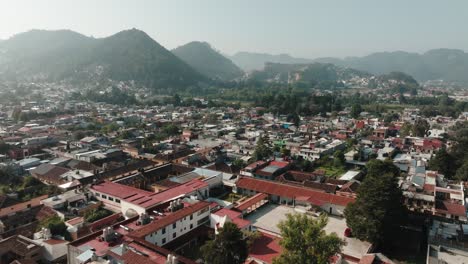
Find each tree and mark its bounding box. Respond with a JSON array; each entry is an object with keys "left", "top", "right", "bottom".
[
  {"left": 201, "top": 222, "right": 248, "bottom": 264},
  {"left": 253, "top": 134, "right": 273, "bottom": 161},
  {"left": 412, "top": 118, "right": 430, "bottom": 137},
  {"left": 344, "top": 160, "right": 406, "bottom": 244},
  {"left": 84, "top": 207, "right": 112, "bottom": 223},
  {"left": 399, "top": 122, "right": 412, "bottom": 137},
  {"left": 232, "top": 158, "right": 246, "bottom": 168},
  {"left": 287, "top": 113, "right": 300, "bottom": 127},
  {"left": 161, "top": 124, "right": 180, "bottom": 136},
  {"left": 333, "top": 150, "right": 345, "bottom": 168},
  {"left": 428, "top": 148, "right": 456, "bottom": 178},
  {"left": 0, "top": 141, "right": 12, "bottom": 154},
  {"left": 280, "top": 147, "right": 291, "bottom": 157},
  {"left": 39, "top": 215, "right": 70, "bottom": 240},
  {"left": 273, "top": 214, "right": 345, "bottom": 264},
  {"left": 350, "top": 104, "right": 362, "bottom": 119},
  {"left": 455, "top": 160, "right": 468, "bottom": 181},
  {"left": 72, "top": 131, "right": 85, "bottom": 141}
]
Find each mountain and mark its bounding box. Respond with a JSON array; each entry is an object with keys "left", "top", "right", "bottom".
[
  {"left": 315, "top": 49, "right": 468, "bottom": 83},
  {"left": 172, "top": 41, "right": 243, "bottom": 80},
  {"left": 245, "top": 62, "right": 420, "bottom": 91},
  {"left": 0, "top": 29, "right": 206, "bottom": 88},
  {"left": 230, "top": 52, "right": 313, "bottom": 72},
  {"left": 246, "top": 62, "right": 370, "bottom": 86}
]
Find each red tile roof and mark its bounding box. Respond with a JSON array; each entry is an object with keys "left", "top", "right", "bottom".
[
  {"left": 214, "top": 208, "right": 251, "bottom": 229},
  {"left": 435, "top": 201, "right": 466, "bottom": 217},
  {"left": 129, "top": 201, "right": 210, "bottom": 238},
  {"left": 235, "top": 193, "right": 268, "bottom": 212},
  {"left": 236, "top": 177, "right": 354, "bottom": 206},
  {"left": 0, "top": 194, "right": 48, "bottom": 217},
  {"left": 91, "top": 179, "right": 208, "bottom": 209},
  {"left": 359, "top": 254, "right": 376, "bottom": 264},
  {"left": 248, "top": 232, "right": 282, "bottom": 264},
  {"left": 213, "top": 208, "right": 242, "bottom": 219}
]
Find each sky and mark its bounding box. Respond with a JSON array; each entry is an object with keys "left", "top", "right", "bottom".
[{"left": 0, "top": 0, "right": 467, "bottom": 58}]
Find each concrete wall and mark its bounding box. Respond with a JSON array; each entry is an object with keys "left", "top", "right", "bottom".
[{"left": 144, "top": 206, "right": 210, "bottom": 246}]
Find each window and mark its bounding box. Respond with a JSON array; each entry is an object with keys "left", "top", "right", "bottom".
[
  {"left": 173, "top": 233, "right": 176, "bottom": 238},
  {"left": 190, "top": 214, "right": 193, "bottom": 220},
  {"left": 162, "top": 227, "right": 166, "bottom": 234},
  {"left": 197, "top": 216, "right": 210, "bottom": 226},
  {"left": 197, "top": 207, "right": 209, "bottom": 216},
  {"left": 108, "top": 197, "right": 114, "bottom": 202},
  {"left": 162, "top": 238, "right": 166, "bottom": 244},
  {"left": 190, "top": 224, "right": 193, "bottom": 229},
  {"left": 172, "top": 223, "right": 176, "bottom": 228},
  {"left": 102, "top": 195, "right": 107, "bottom": 199},
  {"left": 95, "top": 193, "right": 100, "bottom": 197},
  {"left": 115, "top": 199, "right": 120, "bottom": 203}
]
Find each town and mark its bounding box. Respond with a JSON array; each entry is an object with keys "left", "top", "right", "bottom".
[
  {"left": 0, "top": 78, "right": 467, "bottom": 264},
  {"left": 1, "top": 1, "right": 468, "bottom": 263}
]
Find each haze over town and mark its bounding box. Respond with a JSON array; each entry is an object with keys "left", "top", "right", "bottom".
[{"left": 0, "top": 1, "right": 467, "bottom": 264}]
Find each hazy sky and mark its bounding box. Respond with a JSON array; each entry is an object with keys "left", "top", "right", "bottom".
[{"left": 1, "top": 0, "right": 467, "bottom": 58}]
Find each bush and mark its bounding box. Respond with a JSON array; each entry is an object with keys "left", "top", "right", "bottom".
[{"left": 84, "top": 207, "right": 113, "bottom": 223}]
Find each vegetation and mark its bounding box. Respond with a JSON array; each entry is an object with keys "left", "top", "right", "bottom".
[
  {"left": 201, "top": 222, "right": 248, "bottom": 264},
  {"left": 273, "top": 213, "right": 345, "bottom": 264},
  {"left": 84, "top": 206, "right": 113, "bottom": 223},
  {"left": 0, "top": 29, "right": 205, "bottom": 89},
  {"left": 39, "top": 215, "right": 71, "bottom": 240},
  {"left": 253, "top": 134, "right": 273, "bottom": 161},
  {"left": 0, "top": 169, "right": 59, "bottom": 201},
  {"left": 344, "top": 160, "right": 407, "bottom": 245},
  {"left": 428, "top": 122, "right": 468, "bottom": 179},
  {"left": 172, "top": 41, "right": 243, "bottom": 80}
]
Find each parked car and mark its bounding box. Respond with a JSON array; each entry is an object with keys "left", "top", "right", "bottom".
[{"left": 344, "top": 227, "right": 352, "bottom": 237}]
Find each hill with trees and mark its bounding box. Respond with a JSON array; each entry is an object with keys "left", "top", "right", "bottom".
[
  {"left": 172, "top": 41, "right": 243, "bottom": 81},
  {"left": 232, "top": 49, "right": 468, "bottom": 83},
  {"left": 246, "top": 62, "right": 369, "bottom": 82},
  {"left": 316, "top": 49, "right": 468, "bottom": 83},
  {"left": 0, "top": 29, "right": 206, "bottom": 89},
  {"left": 230, "top": 52, "right": 313, "bottom": 72}
]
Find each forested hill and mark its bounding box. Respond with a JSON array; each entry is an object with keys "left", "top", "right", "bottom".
[
  {"left": 231, "top": 49, "right": 468, "bottom": 83},
  {"left": 244, "top": 62, "right": 420, "bottom": 92},
  {"left": 172, "top": 41, "right": 243, "bottom": 81},
  {"left": 0, "top": 29, "right": 206, "bottom": 89},
  {"left": 230, "top": 52, "right": 313, "bottom": 72},
  {"left": 315, "top": 49, "right": 468, "bottom": 83}
]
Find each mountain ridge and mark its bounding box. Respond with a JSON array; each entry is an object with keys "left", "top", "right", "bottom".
[
  {"left": 231, "top": 49, "right": 468, "bottom": 83},
  {"left": 0, "top": 28, "right": 206, "bottom": 89},
  {"left": 172, "top": 41, "right": 243, "bottom": 81}
]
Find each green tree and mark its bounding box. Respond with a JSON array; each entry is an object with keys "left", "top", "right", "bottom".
[
  {"left": 428, "top": 148, "right": 456, "bottom": 178},
  {"left": 39, "top": 215, "right": 70, "bottom": 239},
  {"left": 333, "top": 150, "right": 345, "bottom": 168},
  {"left": 280, "top": 147, "right": 291, "bottom": 157},
  {"left": 350, "top": 104, "right": 362, "bottom": 119},
  {"left": 0, "top": 141, "right": 12, "bottom": 154},
  {"left": 412, "top": 118, "right": 430, "bottom": 137},
  {"left": 72, "top": 131, "right": 85, "bottom": 141},
  {"left": 344, "top": 160, "right": 406, "bottom": 244},
  {"left": 84, "top": 207, "right": 113, "bottom": 223},
  {"left": 200, "top": 222, "right": 248, "bottom": 264},
  {"left": 455, "top": 160, "right": 468, "bottom": 181},
  {"left": 253, "top": 134, "right": 273, "bottom": 161},
  {"left": 399, "top": 122, "right": 412, "bottom": 137},
  {"left": 273, "top": 214, "right": 345, "bottom": 264},
  {"left": 287, "top": 113, "right": 300, "bottom": 127},
  {"left": 232, "top": 159, "right": 246, "bottom": 168},
  {"left": 161, "top": 124, "right": 180, "bottom": 136}
]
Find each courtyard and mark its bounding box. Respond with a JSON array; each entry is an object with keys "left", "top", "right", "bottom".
[{"left": 245, "top": 204, "right": 372, "bottom": 259}]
